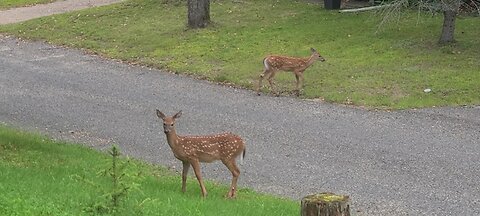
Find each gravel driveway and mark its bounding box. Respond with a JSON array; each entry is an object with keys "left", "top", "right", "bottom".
[
  {"left": 0, "top": 0, "right": 123, "bottom": 24},
  {"left": 1, "top": 35, "right": 479, "bottom": 215}
]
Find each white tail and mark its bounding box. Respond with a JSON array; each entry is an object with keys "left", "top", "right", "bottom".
[
  {"left": 257, "top": 48, "right": 325, "bottom": 96},
  {"left": 156, "top": 110, "right": 246, "bottom": 198}
]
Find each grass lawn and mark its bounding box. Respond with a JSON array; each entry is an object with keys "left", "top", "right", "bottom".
[
  {"left": 0, "top": 0, "right": 478, "bottom": 109},
  {"left": 0, "top": 125, "right": 298, "bottom": 215},
  {"left": 0, "top": 0, "right": 55, "bottom": 9}
]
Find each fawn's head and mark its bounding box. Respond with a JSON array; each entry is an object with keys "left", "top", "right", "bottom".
[
  {"left": 310, "top": 48, "right": 326, "bottom": 62},
  {"left": 156, "top": 110, "right": 182, "bottom": 133}
]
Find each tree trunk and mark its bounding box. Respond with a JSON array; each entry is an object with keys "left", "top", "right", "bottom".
[
  {"left": 439, "top": 9, "right": 457, "bottom": 44},
  {"left": 187, "top": 0, "right": 210, "bottom": 29},
  {"left": 301, "top": 192, "right": 350, "bottom": 216}
]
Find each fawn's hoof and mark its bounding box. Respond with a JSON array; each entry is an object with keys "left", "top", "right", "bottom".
[
  {"left": 295, "top": 90, "right": 302, "bottom": 97},
  {"left": 225, "top": 193, "right": 236, "bottom": 199}
]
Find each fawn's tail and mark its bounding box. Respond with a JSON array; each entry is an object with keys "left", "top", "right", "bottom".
[{"left": 240, "top": 148, "right": 246, "bottom": 165}]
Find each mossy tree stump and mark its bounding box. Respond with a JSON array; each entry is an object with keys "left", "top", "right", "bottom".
[{"left": 301, "top": 192, "right": 350, "bottom": 216}]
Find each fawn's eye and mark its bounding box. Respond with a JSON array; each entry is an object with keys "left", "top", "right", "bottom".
[{"left": 171, "top": 123, "right": 174, "bottom": 126}]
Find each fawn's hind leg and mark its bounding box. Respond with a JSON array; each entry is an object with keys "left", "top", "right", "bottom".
[
  {"left": 267, "top": 70, "right": 278, "bottom": 96},
  {"left": 222, "top": 159, "right": 240, "bottom": 198},
  {"left": 257, "top": 69, "right": 267, "bottom": 95}
]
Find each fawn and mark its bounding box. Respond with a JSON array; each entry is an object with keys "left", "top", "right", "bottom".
[
  {"left": 257, "top": 48, "right": 325, "bottom": 96},
  {"left": 156, "top": 110, "right": 246, "bottom": 198}
]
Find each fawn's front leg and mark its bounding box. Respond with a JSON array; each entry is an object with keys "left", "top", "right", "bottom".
[
  {"left": 181, "top": 161, "right": 190, "bottom": 193},
  {"left": 294, "top": 71, "right": 304, "bottom": 97},
  {"left": 190, "top": 159, "right": 208, "bottom": 197}
]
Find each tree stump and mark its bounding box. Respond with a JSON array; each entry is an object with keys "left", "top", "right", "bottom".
[{"left": 301, "top": 192, "right": 350, "bottom": 216}]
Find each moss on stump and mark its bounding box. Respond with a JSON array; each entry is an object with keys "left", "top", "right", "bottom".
[{"left": 301, "top": 192, "right": 350, "bottom": 216}]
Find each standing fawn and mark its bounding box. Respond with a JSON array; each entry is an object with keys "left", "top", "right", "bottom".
[
  {"left": 257, "top": 48, "right": 325, "bottom": 96},
  {"left": 156, "top": 110, "right": 246, "bottom": 198}
]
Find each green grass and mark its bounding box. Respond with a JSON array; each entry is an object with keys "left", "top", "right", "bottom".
[
  {"left": 0, "top": 0, "right": 479, "bottom": 109},
  {"left": 0, "top": 0, "right": 55, "bottom": 9},
  {"left": 0, "top": 125, "right": 298, "bottom": 215}
]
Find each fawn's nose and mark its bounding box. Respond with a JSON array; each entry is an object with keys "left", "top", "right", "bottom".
[{"left": 163, "top": 125, "right": 170, "bottom": 133}]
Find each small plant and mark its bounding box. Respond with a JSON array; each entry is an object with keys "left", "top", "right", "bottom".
[
  {"left": 76, "top": 145, "right": 142, "bottom": 215},
  {"left": 104, "top": 145, "right": 131, "bottom": 213}
]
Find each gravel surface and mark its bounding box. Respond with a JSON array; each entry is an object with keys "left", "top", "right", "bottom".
[
  {"left": 1, "top": 35, "right": 479, "bottom": 215},
  {"left": 0, "top": 0, "right": 123, "bottom": 25}
]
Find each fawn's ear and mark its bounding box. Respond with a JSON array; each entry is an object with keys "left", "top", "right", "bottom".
[
  {"left": 310, "top": 48, "right": 317, "bottom": 53},
  {"left": 156, "top": 109, "right": 166, "bottom": 120},
  {"left": 173, "top": 110, "right": 182, "bottom": 119}
]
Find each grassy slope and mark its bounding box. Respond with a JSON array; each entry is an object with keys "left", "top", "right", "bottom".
[
  {"left": 0, "top": 0, "right": 55, "bottom": 9},
  {"left": 0, "top": 0, "right": 478, "bottom": 109},
  {"left": 0, "top": 125, "right": 298, "bottom": 215}
]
